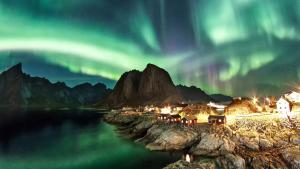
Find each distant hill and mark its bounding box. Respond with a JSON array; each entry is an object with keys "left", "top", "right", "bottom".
[
  {"left": 0, "top": 63, "right": 110, "bottom": 110},
  {"left": 210, "top": 94, "right": 233, "bottom": 103},
  {"left": 176, "top": 85, "right": 213, "bottom": 103},
  {"left": 101, "top": 64, "right": 215, "bottom": 108}
]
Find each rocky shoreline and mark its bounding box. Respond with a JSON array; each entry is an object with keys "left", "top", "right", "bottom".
[{"left": 104, "top": 111, "right": 300, "bottom": 169}]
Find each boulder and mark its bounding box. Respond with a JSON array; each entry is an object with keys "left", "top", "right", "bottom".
[
  {"left": 163, "top": 159, "right": 216, "bottom": 169},
  {"left": 104, "top": 112, "right": 138, "bottom": 124},
  {"left": 136, "top": 124, "right": 169, "bottom": 145},
  {"left": 290, "top": 135, "right": 300, "bottom": 145},
  {"left": 146, "top": 126, "right": 198, "bottom": 151},
  {"left": 281, "top": 146, "right": 300, "bottom": 169},
  {"left": 217, "top": 153, "right": 245, "bottom": 169},
  {"left": 239, "top": 136, "right": 259, "bottom": 151},
  {"left": 192, "top": 134, "right": 235, "bottom": 156},
  {"left": 133, "top": 118, "right": 156, "bottom": 134},
  {"left": 259, "top": 138, "right": 273, "bottom": 150},
  {"left": 251, "top": 156, "right": 288, "bottom": 169}
]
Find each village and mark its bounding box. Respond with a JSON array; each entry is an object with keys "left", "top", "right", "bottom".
[
  {"left": 116, "top": 91, "right": 300, "bottom": 129},
  {"left": 105, "top": 90, "right": 300, "bottom": 169}
]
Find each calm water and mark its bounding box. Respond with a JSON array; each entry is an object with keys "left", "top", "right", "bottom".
[{"left": 0, "top": 110, "right": 179, "bottom": 169}]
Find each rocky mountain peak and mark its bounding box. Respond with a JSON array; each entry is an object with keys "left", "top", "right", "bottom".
[
  {"left": 104, "top": 64, "right": 180, "bottom": 108},
  {"left": 2, "top": 63, "right": 23, "bottom": 77}
]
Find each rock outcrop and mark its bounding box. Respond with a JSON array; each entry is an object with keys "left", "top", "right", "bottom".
[
  {"left": 163, "top": 159, "right": 216, "bottom": 169},
  {"left": 217, "top": 153, "right": 246, "bottom": 169},
  {"left": 192, "top": 134, "right": 236, "bottom": 156},
  {"left": 146, "top": 126, "right": 198, "bottom": 151},
  {"left": 281, "top": 146, "right": 300, "bottom": 169}
]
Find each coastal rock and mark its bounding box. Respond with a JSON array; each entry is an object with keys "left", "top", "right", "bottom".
[
  {"left": 104, "top": 112, "right": 138, "bottom": 125},
  {"left": 146, "top": 126, "right": 198, "bottom": 151},
  {"left": 217, "top": 153, "right": 245, "bottom": 169},
  {"left": 259, "top": 138, "right": 273, "bottom": 150},
  {"left": 290, "top": 135, "right": 300, "bottom": 145},
  {"left": 239, "top": 136, "right": 259, "bottom": 151},
  {"left": 163, "top": 159, "right": 216, "bottom": 169},
  {"left": 136, "top": 124, "right": 168, "bottom": 145},
  {"left": 132, "top": 117, "right": 156, "bottom": 135},
  {"left": 251, "top": 156, "right": 288, "bottom": 169},
  {"left": 281, "top": 146, "right": 300, "bottom": 169},
  {"left": 192, "top": 134, "right": 235, "bottom": 156}
]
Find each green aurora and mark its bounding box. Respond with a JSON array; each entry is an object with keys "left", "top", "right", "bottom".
[{"left": 0, "top": 0, "right": 300, "bottom": 96}]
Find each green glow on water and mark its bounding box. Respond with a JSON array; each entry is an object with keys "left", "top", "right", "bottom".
[{"left": 0, "top": 120, "right": 178, "bottom": 169}]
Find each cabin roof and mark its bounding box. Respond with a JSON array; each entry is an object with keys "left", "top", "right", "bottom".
[
  {"left": 171, "top": 114, "right": 181, "bottom": 118},
  {"left": 208, "top": 115, "right": 226, "bottom": 120}
]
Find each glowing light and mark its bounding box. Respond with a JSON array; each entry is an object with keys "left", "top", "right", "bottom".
[
  {"left": 226, "top": 115, "right": 236, "bottom": 125},
  {"left": 185, "top": 154, "right": 191, "bottom": 163},
  {"left": 196, "top": 114, "right": 208, "bottom": 123},
  {"left": 0, "top": 38, "right": 186, "bottom": 80},
  {"left": 160, "top": 107, "right": 171, "bottom": 114},
  {"left": 207, "top": 102, "right": 226, "bottom": 109}
]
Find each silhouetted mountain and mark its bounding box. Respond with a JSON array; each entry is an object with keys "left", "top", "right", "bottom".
[
  {"left": 72, "top": 83, "right": 111, "bottom": 105},
  {"left": 210, "top": 94, "right": 233, "bottom": 103},
  {"left": 102, "top": 64, "right": 216, "bottom": 108},
  {"left": 103, "top": 64, "right": 181, "bottom": 108},
  {"left": 0, "top": 63, "right": 110, "bottom": 110},
  {"left": 176, "top": 85, "right": 213, "bottom": 103}
]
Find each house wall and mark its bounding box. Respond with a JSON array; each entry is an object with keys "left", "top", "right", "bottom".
[{"left": 277, "top": 99, "right": 290, "bottom": 113}]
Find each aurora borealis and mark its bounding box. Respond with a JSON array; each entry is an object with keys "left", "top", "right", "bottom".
[{"left": 0, "top": 0, "right": 300, "bottom": 96}]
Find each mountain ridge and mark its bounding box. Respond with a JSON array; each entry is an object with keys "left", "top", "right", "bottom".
[{"left": 0, "top": 63, "right": 110, "bottom": 110}]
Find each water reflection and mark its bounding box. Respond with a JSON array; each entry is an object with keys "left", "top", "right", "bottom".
[{"left": 0, "top": 110, "right": 180, "bottom": 169}]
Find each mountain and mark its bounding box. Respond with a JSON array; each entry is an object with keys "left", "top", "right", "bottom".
[
  {"left": 0, "top": 63, "right": 110, "bottom": 110},
  {"left": 103, "top": 64, "right": 181, "bottom": 108},
  {"left": 102, "top": 64, "right": 215, "bottom": 108},
  {"left": 176, "top": 85, "right": 213, "bottom": 103},
  {"left": 210, "top": 94, "right": 233, "bottom": 103},
  {"left": 72, "top": 83, "right": 111, "bottom": 105}
]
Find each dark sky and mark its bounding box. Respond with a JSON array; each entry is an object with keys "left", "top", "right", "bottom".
[{"left": 0, "top": 0, "right": 300, "bottom": 96}]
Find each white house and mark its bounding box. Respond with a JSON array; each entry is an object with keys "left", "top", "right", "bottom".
[
  {"left": 276, "top": 97, "right": 291, "bottom": 113},
  {"left": 285, "top": 91, "right": 300, "bottom": 103}
]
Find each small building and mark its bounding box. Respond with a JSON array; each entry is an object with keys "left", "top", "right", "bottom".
[
  {"left": 285, "top": 91, "right": 300, "bottom": 103},
  {"left": 276, "top": 97, "right": 291, "bottom": 113},
  {"left": 181, "top": 117, "right": 197, "bottom": 125},
  {"left": 158, "top": 114, "right": 171, "bottom": 121},
  {"left": 174, "top": 103, "right": 188, "bottom": 111},
  {"left": 170, "top": 114, "right": 181, "bottom": 123},
  {"left": 144, "top": 106, "right": 155, "bottom": 112},
  {"left": 208, "top": 115, "right": 226, "bottom": 124}
]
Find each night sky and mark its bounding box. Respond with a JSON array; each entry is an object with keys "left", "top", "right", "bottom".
[{"left": 0, "top": 0, "right": 300, "bottom": 96}]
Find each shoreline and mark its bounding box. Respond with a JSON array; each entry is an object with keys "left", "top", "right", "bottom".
[{"left": 104, "top": 111, "right": 300, "bottom": 169}]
